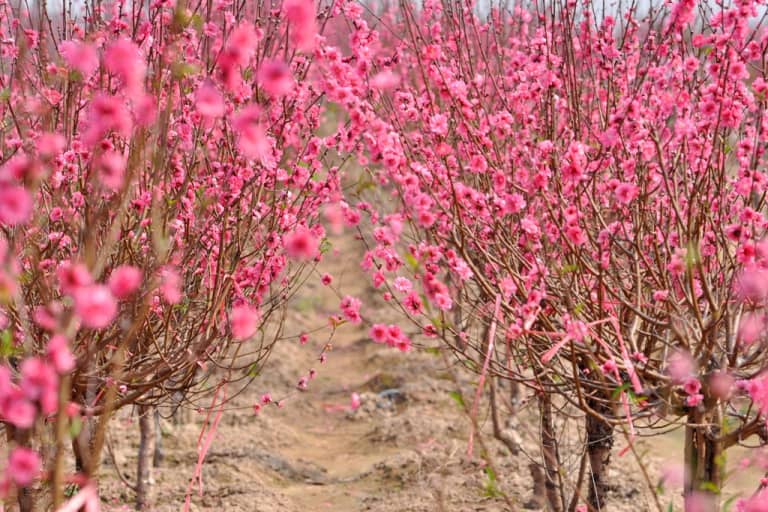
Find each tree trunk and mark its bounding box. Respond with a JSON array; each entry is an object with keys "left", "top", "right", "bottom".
[
  {"left": 136, "top": 405, "right": 156, "bottom": 511},
  {"left": 684, "top": 410, "right": 722, "bottom": 512},
  {"left": 540, "top": 393, "right": 564, "bottom": 512},
  {"left": 153, "top": 409, "right": 163, "bottom": 468},
  {"left": 585, "top": 398, "right": 614, "bottom": 511}
]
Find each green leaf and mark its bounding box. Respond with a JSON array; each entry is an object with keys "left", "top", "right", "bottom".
[
  {"left": 425, "top": 347, "right": 440, "bottom": 356},
  {"left": 404, "top": 252, "right": 419, "bottom": 271},
  {"left": 319, "top": 238, "right": 332, "bottom": 255},
  {"left": 171, "top": 62, "right": 199, "bottom": 79},
  {"left": 685, "top": 240, "right": 701, "bottom": 269},
  {"left": 714, "top": 453, "right": 727, "bottom": 469},
  {"left": 611, "top": 382, "right": 631, "bottom": 400},
  {"left": 482, "top": 466, "right": 503, "bottom": 497},
  {"left": 0, "top": 330, "right": 21, "bottom": 357},
  {"left": 723, "top": 495, "right": 739, "bottom": 512},
  {"left": 69, "top": 417, "right": 83, "bottom": 439},
  {"left": 448, "top": 391, "right": 465, "bottom": 408},
  {"left": 699, "top": 481, "right": 720, "bottom": 494},
  {"left": 247, "top": 362, "right": 261, "bottom": 377}
]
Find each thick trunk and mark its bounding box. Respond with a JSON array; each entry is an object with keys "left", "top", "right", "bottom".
[
  {"left": 684, "top": 410, "right": 722, "bottom": 512},
  {"left": 136, "top": 405, "right": 156, "bottom": 511},
  {"left": 586, "top": 399, "right": 614, "bottom": 510},
  {"left": 540, "top": 393, "right": 564, "bottom": 512}
]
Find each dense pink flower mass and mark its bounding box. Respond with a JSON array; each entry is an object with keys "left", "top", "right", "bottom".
[
  {"left": 0, "top": 185, "right": 32, "bottom": 226},
  {"left": 7, "top": 447, "right": 40, "bottom": 486},
  {"left": 59, "top": 40, "right": 99, "bottom": 79},
  {"left": 74, "top": 285, "right": 118, "bottom": 329},
  {"left": 7, "top": 0, "right": 768, "bottom": 508},
  {"left": 283, "top": 226, "right": 320, "bottom": 260},
  {"left": 230, "top": 304, "right": 260, "bottom": 340},
  {"left": 108, "top": 265, "right": 143, "bottom": 299},
  {"left": 0, "top": 1, "right": 357, "bottom": 504},
  {"left": 258, "top": 60, "right": 294, "bottom": 98}
]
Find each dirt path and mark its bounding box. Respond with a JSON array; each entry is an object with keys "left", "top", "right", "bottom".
[
  {"left": 99, "top": 234, "right": 518, "bottom": 511},
  {"left": 97, "top": 234, "right": 712, "bottom": 512}
]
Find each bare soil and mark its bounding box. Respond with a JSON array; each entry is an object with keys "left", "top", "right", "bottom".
[{"left": 94, "top": 234, "right": 755, "bottom": 512}]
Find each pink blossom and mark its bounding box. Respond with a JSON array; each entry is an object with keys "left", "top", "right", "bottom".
[
  {"left": 738, "top": 267, "right": 768, "bottom": 302},
  {"left": 683, "top": 377, "right": 702, "bottom": 396},
  {"left": 230, "top": 304, "right": 260, "bottom": 340},
  {"left": 350, "top": 392, "right": 361, "bottom": 410},
  {"left": 393, "top": 277, "right": 412, "bottom": 293},
  {"left": 47, "top": 334, "right": 75, "bottom": 373},
  {"left": 195, "top": 83, "right": 226, "bottom": 118},
  {"left": 660, "top": 463, "right": 685, "bottom": 488},
  {"left": 37, "top": 132, "right": 66, "bottom": 157},
  {"left": 7, "top": 447, "right": 40, "bottom": 486},
  {"left": 684, "top": 492, "right": 714, "bottom": 512},
  {"left": 74, "top": 285, "right": 118, "bottom": 329},
  {"left": 97, "top": 151, "right": 126, "bottom": 190},
  {"left": 1, "top": 391, "right": 36, "bottom": 429},
  {"left": 84, "top": 94, "right": 133, "bottom": 145},
  {"left": 57, "top": 262, "right": 93, "bottom": 295},
  {"left": 667, "top": 350, "right": 694, "bottom": 383},
  {"left": 321, "top": 273, "right": 333, "bottom": 285},
  {"left": 709, "top": 371, "right": 734, "bottom": 400},
  {"left": 403, "top": 292, "right": 423, "bottom": 315},
  {"left": 743, "top": 374, "right": 768, "bottom": 414},
  {"left": 468, "top": 154, "right": 487, "bottom": 174},
  {"left": 232, "top": 106, "right": 269, "bottom": 160},
  {"left": 614, "top": 183, "right": 639, "bottom": 204},
  {"left": 108, "top": 265, "right": 143, "bottom": 299},
  {"left": 283, "top": 226, "right": 319, "bottom": 260},
  {"left": 429, "top": 114, "right": 448, "bottom": 135},
  {"left": 339, "top": 295, "right": 362, "bottom": 324},
  {"left": 227, "top": 23, "right": 259, "bottom": 66},
  {"left": 59, "top": 40, "right": 99, "bottom": 80},
  {"left": 601, "top": 359, "right": 618, "bottom": 375},
  {"left": 0, "top": 185, "right": 32, "bottom": 226},
  {"left": 370, "top": 324, "right": 388, "bottom": 343},
  {"left": 257, "top": 60, "right": 294, "bottom": 98},
  {"left": 20, "top": 357, "right": 58, "bottom": 414},
  {"left": 284, "top": 0, "right": 317, "bottom": 51},
  {"left": 159, "top": 267, "right": 182, "bottom": 304},
  {"left": 104, "top": 38, "right": 146, "bottom": 95},
  {"left": 434, "top": 292, "right": 452, "bottom": 311},
  {"left": 739, "top": 313, "right": 765, "bottom": 345},
  {"left": 370, "top": 71, "right": 401, "bottom": 90}
]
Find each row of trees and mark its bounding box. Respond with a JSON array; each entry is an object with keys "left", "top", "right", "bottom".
[
  {"left": 0, "top": 0, "right": 343, "bottom": 509},
  {"left": 334, "top": 0, "right": 768, "bottom": 510},
  {"left": 3, "top": 0, "right": 768, "bottom": 510}
]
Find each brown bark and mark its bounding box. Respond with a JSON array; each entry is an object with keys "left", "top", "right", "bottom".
[
  {"left": 586, "top": 398, "right": 614, "bottom": 510},
  {"left": 136, "top": 404, "right": 156, "bottom": 511},
  {"left": 540, "top": 393, "right": 564, "bottom": 512},
  {"left": 684, "top": 410, "right": 722, "bottom": 512},
  {"left": 490, "top": 377, "right": 520, "bottom": 455}
]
